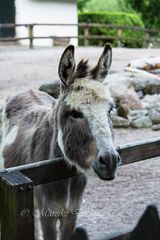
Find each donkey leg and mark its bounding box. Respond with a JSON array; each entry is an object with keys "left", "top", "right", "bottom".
[
  {"left": 60, "top": 214, "right": 77, "bottom": 240},
  {"left": 40, "top": 216, "right": 57, "bottom": 240},
  {"left": 34, "top": 214, "right": 44, "bottom": 240},
  {"left": 60, "top": 174, "right": 87, "bottom": 240},
  {"left": 34, "top": 187, "right": 58, "bottom": 240}
]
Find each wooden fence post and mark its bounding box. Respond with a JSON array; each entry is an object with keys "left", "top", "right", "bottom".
[
  {"left": 84, "top": 27, "right": 89, "bottom": 46},
  {"left": 146, "top": 32, "right": 151, "bottom": 48},
  {"left": 28, "top": 24, "right": 34, "bottom": 49},
  {"left": 0, "top": 171, "right": 34, "bottom": 240},
  {"left": 117, "top": 29, "right": 122, "bottom": 47}
]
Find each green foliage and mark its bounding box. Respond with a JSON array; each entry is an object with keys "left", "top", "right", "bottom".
[
  {"left": 79, "top": 12, "right": 146, "bottom": 47},
  {"left": 77, "top": 0, "right": 91, "bottom": 12},
  {"left": 85, "top": 0, "right": 133, "bottom": 12},
  {"left": 127, "top": 0, "right": 160, "bottom": 29}
]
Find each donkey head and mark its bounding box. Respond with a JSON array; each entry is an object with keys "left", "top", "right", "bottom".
[{"left": 56, "top": 44, "right": 120, "bottom": 180}]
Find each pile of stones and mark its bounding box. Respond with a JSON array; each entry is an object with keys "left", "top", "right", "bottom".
[{"left": 39, "top": 56, "right": 160, "bottom": 129}]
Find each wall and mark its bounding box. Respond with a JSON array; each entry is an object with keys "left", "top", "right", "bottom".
[{"left": 15, "top": 0, "right": 78, "bottom": 46}]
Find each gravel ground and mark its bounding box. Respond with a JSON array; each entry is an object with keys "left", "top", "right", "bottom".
[{"left": 1, "top": 46, "right": 160, "bottom": 239}]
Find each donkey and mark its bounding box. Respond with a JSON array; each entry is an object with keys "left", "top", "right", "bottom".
[{"left": 0, "top": 44, "right": 120, "bottom": 240}]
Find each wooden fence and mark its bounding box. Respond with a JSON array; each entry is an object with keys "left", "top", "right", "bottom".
[
  {"left": 1, "top": 137, "right": 160, "bottom": 240},
  {"left": 0, "top": 23, "right": 159, "bottom": 48}
]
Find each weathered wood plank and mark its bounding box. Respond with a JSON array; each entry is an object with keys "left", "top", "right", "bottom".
[
  {"left": 6, "top": 158, "right": 79, "bottom": 186},
  {"left": 0, "top": 23, "right": 159, "bottom": 33},
  {"left": 1, "top": 137, "right": 160, "bottom": 186},
  {"left": 117, "top": 137, "right": 160, "bottom": 165},
  {"left": 0, "top": 171, "right": 34, "bottom": 240}
]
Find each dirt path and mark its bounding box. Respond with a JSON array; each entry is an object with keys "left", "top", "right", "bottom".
[{"left": 1, "top": 46, "right": 160, "bottom": 239}]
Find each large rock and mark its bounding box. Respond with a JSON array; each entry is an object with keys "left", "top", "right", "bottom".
[
  {"left": 130, "top": 116, "right": 152, "bottom": 128},
  {"left": 142, "top": 94, "right": 160, "bottom": 110},
  {"left": 149, "top": 109, "right": 160, "bottom": 124},
  {"left": 115, "top": 87, "right": 143, "bottom": 112},
  {"left": 129, "top": 109, "right": 152, "bottom": 128},
  {"left": 127, "top": 57, "right": 160, "bottom": 71},
  {"left": 105, "top": 69, "right": 160, "bottom": 95},
  {"left": 152, "top": 124, "right": 160, "bottom": 131},
  {"left": 39, "top": 81, "right": 60, "bottom": 99},
  {"left": 117, "top": 105, "right": 129, "bottom": 119},
  {"left": 131, "top": 117, "right": 152, "bottom": 128},
  {"left": 105, "top": 75, "right": 143, "bottom": 118},
  {"left": 110, "top": 111, "right": 130, "bottom": 128},
  {"left": 129, "top": 109, "right": 148, "bottom": 120}
]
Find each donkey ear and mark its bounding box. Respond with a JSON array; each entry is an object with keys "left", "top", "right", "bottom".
[
  {"left": 58, "top": 45, "right": 76, "bottom": 87},
  {"left": 90, "top": 43, "right": 112, "bottom": 82}
]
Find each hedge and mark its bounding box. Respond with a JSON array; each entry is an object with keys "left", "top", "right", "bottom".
[{"left": 78, "top": 12, "right": 146, "bottom": 48}]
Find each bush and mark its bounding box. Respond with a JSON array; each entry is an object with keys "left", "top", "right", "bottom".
[
  {"left": 78, "top": 12, "right": 146, "bottom": 47},
  {"left": 85, "top": 0, "right": 133, "bottom": 13},
  {"left": 127, "top": 0, "right": 160, "bottom": 29}
]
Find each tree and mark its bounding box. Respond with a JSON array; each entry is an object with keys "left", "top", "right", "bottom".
[
  {"left": 85, "top": 0, "right": 133, "bottom": 12},
  {"left": 127, "top": 0, "right": 146, "bottom": 12},
  {"left": 77, "top": 0, "right": 91, "bottom": 12},
  {"left": 128, "top": 0, "right": 160, "bottom": 28}
]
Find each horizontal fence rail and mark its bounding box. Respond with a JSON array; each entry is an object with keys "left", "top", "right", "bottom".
[
  {"left": 5, "top": 157, "right": 78, "bottom": 186},
  {"left": 2, "top": 136, "right": 160, "bottom": 184},
  {"left": 0, "top": 136, "right": 159, "bottom": 186},
  {"left": 0, "top": 137, "right": 160, "bottom": 240},
  {"left": 0, "top": 22, "right": 159, "bottom": 48},
  {"left": 117, "top": 136, "right": 160, "bottom": 165}
]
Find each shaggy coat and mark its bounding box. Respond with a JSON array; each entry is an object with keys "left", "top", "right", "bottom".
[{"left": 0, "top": 44, "right": 120, "bottom": 240}]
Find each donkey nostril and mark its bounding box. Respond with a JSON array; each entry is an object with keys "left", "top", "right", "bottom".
[{"left": 99, "top": 156, "right": 106, "bottom": 165}]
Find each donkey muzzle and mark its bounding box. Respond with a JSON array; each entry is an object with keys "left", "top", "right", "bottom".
[{"left": 92, "top": 150, "right": 121, "bottom": 180}]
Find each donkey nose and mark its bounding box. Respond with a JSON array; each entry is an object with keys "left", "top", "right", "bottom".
[
  {"left": 93, "top": 150, "right": 121, "bottom": 180},
  {"left": 98, "top": 150, "right": 121, "bottom": 170}
]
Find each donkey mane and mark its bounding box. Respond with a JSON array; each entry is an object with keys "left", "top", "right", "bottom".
[{"left": 74, "top": 59, "right": 90, "bottom": 79}]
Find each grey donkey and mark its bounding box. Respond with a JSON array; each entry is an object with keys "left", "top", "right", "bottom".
[{"left": 0, "top": 44, "right": 120, "bottom": 240}]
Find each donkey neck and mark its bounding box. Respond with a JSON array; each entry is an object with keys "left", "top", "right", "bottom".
[{"left": 49, "top": 98, "right": 64, "bottom": 160}]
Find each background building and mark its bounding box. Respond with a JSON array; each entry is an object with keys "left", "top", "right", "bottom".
[{"left": 0, "top": 0, "right": 78, "bottom": 46}]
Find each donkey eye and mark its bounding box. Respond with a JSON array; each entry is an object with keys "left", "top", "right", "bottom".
[
  {"left": 70, "top": 110, "right": 83, "bottom": 119},
  {"left": 108, "top": 107, "right": 113, "bottom": 114},
  {"left": 108, "top": 104, "right": 115, "bottom": 114}
]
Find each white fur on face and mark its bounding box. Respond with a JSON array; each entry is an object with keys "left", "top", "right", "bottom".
[
  {"left": 3, "top": 125, "right": 18, "bottom": 147},
  {"left": 65, "top": 78, "right": 113, "bottom": 110},
  {"left": 57, "top": 128, "right": 74, "bottom": 166},
  {"left": 65, "top": 78, "right": 114, "bottom": 154},
  {"left": 82, "top": 102, "right": 114, "bottom": 154},
  {"left": 57, "top": 128, "right": 64, "bottom": 155}
]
